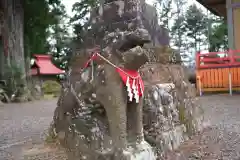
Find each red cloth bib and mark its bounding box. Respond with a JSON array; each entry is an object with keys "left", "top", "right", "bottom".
[
  {"left": 116, "top": 68, "right": 144, "bottom": 103},
  {"left": 83, "top": 53, "right": 145, "bottom": 103}
]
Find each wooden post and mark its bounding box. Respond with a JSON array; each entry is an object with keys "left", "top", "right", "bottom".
[
  {"left": 227, "top": 0, "right": 235, "bottom": 50},
  {"left": 197, "top": 76, "right": 202, "bottom": 96},
  {"left": 229, "top": 71, "right": 232, "bottom": 95},
  {"left": 232, "top": 0, "right": 240, "bottom": 51}
]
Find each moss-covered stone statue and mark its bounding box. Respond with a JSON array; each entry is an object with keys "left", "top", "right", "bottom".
[
  {"left": 53, "top": 28, "right": 155, "bottom": 160},
  {"left": 51, "top": 0, "right": 204, "bottom": 159}
]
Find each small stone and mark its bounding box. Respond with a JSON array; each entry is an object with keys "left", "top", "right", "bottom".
[
  {"left": 153, "top": 90, "right": 159, "bottom": 100},
  {"left": 92, "top": 93, "right": 97, "bottom": 98}
]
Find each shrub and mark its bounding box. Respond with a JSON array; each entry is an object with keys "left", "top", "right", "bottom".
[{"left": 42, "top": 80, "right": 61, "bottom": 96}]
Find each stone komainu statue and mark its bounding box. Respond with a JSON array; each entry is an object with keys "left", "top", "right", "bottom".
[
  {"left": 52, "top": 0, "right": 204, "bottom": 159},
  {"left": 54, "top": 32, "right": 155, "bottom": 159},
  {"left": 53, "top": 0, "right": 156, "bottom": 158}
]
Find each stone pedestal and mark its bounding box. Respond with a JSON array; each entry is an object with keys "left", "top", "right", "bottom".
[
  {"left": 95, "top": 141, "right": 156, "bottom": 160},
  {"left": 124, "top": 141, "right": 156, "bottom": 160}
]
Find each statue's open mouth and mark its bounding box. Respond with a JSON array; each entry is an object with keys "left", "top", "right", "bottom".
[
  {"left": 115, "top": 29, "right": 150, "bottom": 70},
  {"left": 119, "top": 38, "right": 150, "bottom": 52},
  {"left": 118, "top": 28, "right": 151, "bottom": 52},
  {"left": 121, "top": 45, "right": 149, "bottom": 70}
]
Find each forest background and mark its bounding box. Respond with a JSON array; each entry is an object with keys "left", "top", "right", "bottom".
[{"left": 0, "top": 0, "right": 227, "bottom": 100}]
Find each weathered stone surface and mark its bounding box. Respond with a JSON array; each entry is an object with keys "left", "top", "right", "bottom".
[
  {"left": 52, "top": 0, "right": 204, "bottom": 159},
  {"left": 143, "top": 46, "right": 182, "bottom": 64},
  {"left": 81, "top": 0, "right": 169, "bottom": 49},
  {"left": 54, "top": 41, "right": 157, "bottom": 159},
  {"left": 53, "top": 59, "right": 204, "bottom": 159},
  {"left": 141, "top": 64, "right": 204, "bottom": 158},
  {"left": 53, "top": 56, "right": 204, "bottom": 160},
  {"left": 53, "top": 0, "right": 157, "bottom": 158}
]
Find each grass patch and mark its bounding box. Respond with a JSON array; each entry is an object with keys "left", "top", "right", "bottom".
[
  {"left": 45, "top": 123, "right": 58, "bottom": 144},
  {"left": 178, "top": 105, "right": 186, "bottom": 124},
  {"left": 42, "top": 80, "right": 61, "bottom": 96},
  {"left": 43, "top": 94, "right": 57, "bottom": 100}
]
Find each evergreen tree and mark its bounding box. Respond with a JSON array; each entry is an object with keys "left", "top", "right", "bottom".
[
  {"left": 24, "top": 0, "right": 63, "bottom": 57},
  {"left": 207, "top": 17, "right": 228, "bottom": 52},
  {"left": 47, "top": 1, "right": 72, "bottom": 70},
  {"left": 171, "top": 0, "right": 187, "bottom": 55},
  {"left": 71, "top": 0, "right": 99, "bottom": 44},
  {"left": 155, "top": 0, "right": 174, "bottom": 30},
  {"left": 183, "top": 4, "right": 207, "bottom": 52},
  {"left": 0, "top": 0, "right": 71, "bottom": 98}
]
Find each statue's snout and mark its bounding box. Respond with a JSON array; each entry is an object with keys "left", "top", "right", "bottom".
[{"left": 122, "top": 46, "right": 148, "bottom": 70}]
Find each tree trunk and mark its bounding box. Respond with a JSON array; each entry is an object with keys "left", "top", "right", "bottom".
[
  {"left": 0, "top": 36, "right": 4, "bottom": 79},
  {"left": 0, "top": 10, "right": 4, "bottom": 79},
  {"left": 1, "top": 0, "right": 27, "bottom": 99}
]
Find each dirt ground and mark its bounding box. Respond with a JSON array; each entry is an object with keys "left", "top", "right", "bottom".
[{"left": 1, "top": 94, "right": 240, "bottom": 160}]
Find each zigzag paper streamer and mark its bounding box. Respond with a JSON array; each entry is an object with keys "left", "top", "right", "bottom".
[
  {"left": 135, "top": 79, "right": 139, "bottom": 103},
  {"left": 132, "top": 79, "right": 139, "bottom": 103},
  {"left": 126, "top": 76, "right": 133, "bottom": 101}
]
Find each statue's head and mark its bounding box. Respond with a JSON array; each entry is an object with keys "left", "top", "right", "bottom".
[
  {"left": 121, "top": 46, "right": 148, "bottom": 70},
  {"left": 120, "top": 28, "right": 150, "bottom": 70},
  {"left": 103, "top": 28, "right": 150, "bottom": 70}
]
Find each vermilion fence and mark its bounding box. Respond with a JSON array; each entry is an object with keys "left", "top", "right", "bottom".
[{"left": 196, "top": 50, "right": 240, "bottom": 95}]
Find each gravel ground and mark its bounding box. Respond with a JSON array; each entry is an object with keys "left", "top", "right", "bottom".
[
  {"left": 1, "top": 95, "right": 240, "bottom": 160},
  {"left": 0, "top": 99, "right": 66, "bottom": 160},
  {"left": 166, "top": 94, "right": 240, "bottom": 160}
]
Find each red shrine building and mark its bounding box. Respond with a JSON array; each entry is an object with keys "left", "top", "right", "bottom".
[{"left": 31, "top": 54, "right": 64, "bottom": 81}]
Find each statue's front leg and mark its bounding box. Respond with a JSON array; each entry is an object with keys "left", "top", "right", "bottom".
[
  {"left": 127, "top": 97, "right": 144, "bottom": 143},
  {"left": 96, "top": 64, "right": 128, "bottom": 150},
  {"left": 97, "top": 86, "right": 128, "bottom": 150}
]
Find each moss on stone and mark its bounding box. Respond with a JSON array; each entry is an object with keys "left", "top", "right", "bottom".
[
  {"left": 185, "top": 117, "right": 194, "bottom": 136},
  {"left": 178, "top": 105, "right": 186, "bottom": 124},
  {"left": 178, "top": 105, "right": 194, "bottom": 135},
  {"left": 45, "top": 124, "right": 58, "bottom": 144}
]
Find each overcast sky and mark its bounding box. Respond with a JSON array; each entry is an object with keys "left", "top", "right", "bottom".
[
  {"left": 59, "top": 0, "right": 211, "bottom": 65},
  {"left": 62, "top": 0, "right": 206, "bottom": 33},
  {"left": 62, "top": 0, "right": 205, "bottom": 17},
  {"left": 61, "top": 0, "right": 208, "bottom": 56},
  {"left": 62, "top": 0, "right": 156, "bottom": 16}
]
